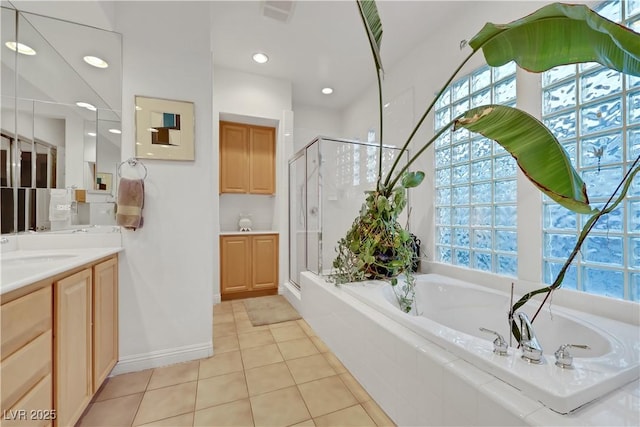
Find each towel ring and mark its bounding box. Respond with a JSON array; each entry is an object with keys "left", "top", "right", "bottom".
[{"left": 118, "top": 158, "right": 148, "bottom": 180}]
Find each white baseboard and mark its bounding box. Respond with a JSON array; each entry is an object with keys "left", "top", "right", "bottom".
[
  {"left": 111, "top": 341, "right": 213, "bottom": 376},
  {"left": 213, "top": 293, "right": 221, "bottom": 305}
]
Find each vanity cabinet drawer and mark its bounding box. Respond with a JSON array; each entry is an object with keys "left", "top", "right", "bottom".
[
  {"left": 1, "top": 286, "right": 52, "bottom": 359},
  {"left": 1, "top": 331, "right": 52, "bottom": 411},
  {"left": 3, "top": 374, "right": 53, "bottom": 427}
]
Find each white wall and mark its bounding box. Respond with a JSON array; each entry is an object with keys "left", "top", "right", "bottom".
[
  {"left": 112, "top": 1, "right": 214, "bottom": 373},
  {"left": 292, "top": 104, "right": 342, "bottom": 153},
  {"left": 213, "top": 66, "right": 293, "bottom": 300}
]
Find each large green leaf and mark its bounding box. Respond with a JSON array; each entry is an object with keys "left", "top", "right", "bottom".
[
  {"left": 469, "top": 3, "right": 640, "bottom": 75},
  {"left": 454, "top": 105, "right": 593, "bottom": 214},
  {"left": 356, "top": 0, "right": 384, "bottom": 74}
]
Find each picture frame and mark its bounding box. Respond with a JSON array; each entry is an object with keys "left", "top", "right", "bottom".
[
  {"left": 135, "top": 96, "right": 195, "bottom": 160},
  {"left": 96, "top": 172, "right": 113, "bottom": 192}
]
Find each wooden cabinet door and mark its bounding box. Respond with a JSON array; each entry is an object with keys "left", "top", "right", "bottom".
[
  {"left": 54, "top": 269, "right": 92, "bottom": 427},
  {"left": 252, "top": 234, "right": 279, "bottom": 290},
  {"left": 220, "top": 122, "right": 249, "bottom": 193},
  {"left": 220, "top": 236, "right": 251, "bottom": 294},
  {"left": 249, "top": 127, "right": 275, "bottom": 194},
  {"left": 92, "top": 257, "right": 118, "bottom": 393}
]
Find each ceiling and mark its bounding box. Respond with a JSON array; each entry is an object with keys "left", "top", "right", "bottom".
[{"left": 210, "top": 1, "right": 468, "bottom": 111}]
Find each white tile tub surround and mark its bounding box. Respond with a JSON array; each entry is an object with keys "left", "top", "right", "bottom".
[{"left": 296, "top": 272, "right": 640, "bottom": 427}]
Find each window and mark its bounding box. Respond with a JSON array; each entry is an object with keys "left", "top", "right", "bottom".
[
  {"left": 434, "top": 63, "right": 518, "bottom": 276},
  {"left": 541, "top": 0, "right": 640, "bottom": 301}
]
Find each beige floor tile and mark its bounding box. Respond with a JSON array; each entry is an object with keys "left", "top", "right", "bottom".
[
  {"left": 213, "top": 301, "right": 233, "bottom": 314},
  {"left": 232, "top": 301, "right": 246, "bottom": 312},
  {"left": 213, "top": 321, "right": 237, "bottom": 337},
  {"left": 137, "top": 412, "right": 194, "bottom": 426},
  {"left": 241, "top": 343, "right": 284, "bottom": 369},
  {"left": 313, "top": 404, "right": 376, "bottom": 427},
  {"left": 323, "top": 352, "right": 347, "bottom": 374},
  {"left": 339, "top": 372, "right": 371, "bottom": 403},
  {"left": 270, "top": 323, "right": 307, "bottom": 342},
  {"left": 269, "top": 320, "right": 300, "bottom": 329},
  {"left": 297, "top": 319, "right": 316, "bottom": 337},
  {"left": 250, "top": 386, "right": 310, "bottom": 427},
  {"left": 233, "top": 311, "right": 250, "bottom": 321},
  {"left": 277, "top": 337, "right": 319, "bottom": 360},
  {"left": 133, "top": 381, "right": 197, "bottom": 426},
  {"left": 214, "top": 334, "right": 240, "bottom": 353},
  {"left": 195, "top": 371, "right": 248, "bottom": 410},
  {"left": 245, "top": 361, "right": 295, "bottom": 396},
  {"left": 238, "top": 329, "right": 275, "bottom": 349},
  {"left": 94, "top": 369, "right": 152, "bottom": 401},
  {"left": 147, "top": 360, "right": 199, "bottom": 390},
  {"left": 213, "top": 311, "right": 236, "bottom": 324},
  {"left": 236, "top": 319, "right": 270, "bottom": 333},
  {"left": 286, "top": 354, "right": 336, "bottom": 384},
  {"left": 78, "top": 393, "right": 143, "bottom": 426},
  {"left": 297, "top": 376, "right": 358, "bottom": 418},
  {"left": 309, "top": 336, "right": 330, "bottom": 353},
  {"left": 199, "top": 350, "right": 244, "bottom": 379},
  {"left": 361, "top": 400, "right": 395, "bottom": 427},
  {"left": 290, "top": 420, "right": 316, "bottom": 427},
  {"left": 193, "top": 398, "right": 254, "bottom": 426}
]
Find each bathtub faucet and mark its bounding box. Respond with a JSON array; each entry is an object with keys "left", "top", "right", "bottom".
[{"left": 517, "top": 312, "right": 544, "bottom": 364}]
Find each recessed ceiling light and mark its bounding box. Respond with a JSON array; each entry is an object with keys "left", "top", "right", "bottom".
[
  {"left": 252, "top": 52, "right": 269, "bottom": 64},
  {"left": 108, "top": 129, "right": 121, "bottom": 134},
  {"left": 135, "top": 106, "right": 142, "bottom": 111},
  {"left": 5, "top": 41, "right": 36, "bottom": 55},
  {"left": 76, "top": 101, "right": 97, "bottom": 111},
  {"left": 87, "top": 132, "right": 96, "bottom": 137},
  {"left": 83, "top": 55, "right": 108, "bottom": 68},
  {"left": 322, "top": 87, "right": 333, "bottom": 95}
]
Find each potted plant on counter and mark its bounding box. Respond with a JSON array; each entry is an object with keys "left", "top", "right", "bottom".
[{"left": 331, "top": 0, "right": 640, "bottom": 325}]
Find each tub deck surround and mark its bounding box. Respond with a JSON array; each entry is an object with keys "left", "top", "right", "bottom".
[
  {"left": 340, "top": 274, "right": 639, "bottom": 414},
  {"left": 297, "top": 272, "right": 640, "bottom": 426}
]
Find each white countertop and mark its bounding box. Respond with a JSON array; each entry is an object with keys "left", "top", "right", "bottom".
[
  {"left": 1, "top": 247, "right": 123, "bottom": 295},
  {"left": 219, "top": 230, "right": 279, "bottom": 235}
]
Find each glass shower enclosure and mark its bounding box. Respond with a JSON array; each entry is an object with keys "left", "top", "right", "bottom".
[{"left": 288, "top": 136, "right": 408, "bottom": 288}]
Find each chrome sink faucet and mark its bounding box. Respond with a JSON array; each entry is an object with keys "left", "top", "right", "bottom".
[{"left": 517, "top": 312, "right": 544, "bottom": 364}]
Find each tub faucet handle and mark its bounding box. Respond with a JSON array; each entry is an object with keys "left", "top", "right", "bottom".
[
  {"left": 554, "top": 344, "right": 590, "bottom": 369},
  {"left": 479, "top": 327, "right": 508, "bottom": 356}
]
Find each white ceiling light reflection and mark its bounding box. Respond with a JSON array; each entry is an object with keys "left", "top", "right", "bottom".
[
  {"left": 321, "top": 87, "right": 333, "bottom": 95},
  {"left": 108, "top": 129, "right": 121, "bottom": 134},
  {"left": 87, "top": 132, "right": 96, "bottom": 137},
  {"left": 5, "top": 41, "right": 36, "bottom": 55},
  {"left": 83, "top": 55, "right": 109, "bottom": 68},
  {"left": 76, "top": 101, "right": 97, "bottom": 111},
  {"left": 252, "top": 52, "right": 269, "bottom": 64}
]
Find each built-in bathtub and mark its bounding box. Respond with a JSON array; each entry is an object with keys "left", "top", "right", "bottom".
[
  {"left": 293, "top": 271, "right": 640, "bottom": 426},
  {"left": 339, "top": 274, "right": 639, "bottom": 414}
]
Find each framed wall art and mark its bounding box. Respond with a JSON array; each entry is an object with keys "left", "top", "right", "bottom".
[{"left": 135, "top": 96, "right": 195, "bottom": 160}]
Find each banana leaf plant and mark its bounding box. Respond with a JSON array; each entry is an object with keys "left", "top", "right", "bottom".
[{"left": 332, "top": 1, "right": 640, "bottom": 321}]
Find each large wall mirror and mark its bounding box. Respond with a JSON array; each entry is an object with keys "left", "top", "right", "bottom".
[{"left": 1, "top": 4, "right": 122, "bottom": 234}]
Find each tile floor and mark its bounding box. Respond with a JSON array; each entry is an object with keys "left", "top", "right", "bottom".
[{"left": 77, "top": 298, "right": 395, "bottom": 426}]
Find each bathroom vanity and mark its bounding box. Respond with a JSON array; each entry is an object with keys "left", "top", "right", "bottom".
[{"left": 1, "top": 249, "right": 120, "bottom": 427}]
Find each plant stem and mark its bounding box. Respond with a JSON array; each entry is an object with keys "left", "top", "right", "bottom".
[
  {"left": 510, "top": 154, "right": 640, "bottom": 328},
  {"left": 387, "top": 113, "right": 464, "bottom": 190},
  {"left": 377, "top": 69, "right": 384, "bottom": 190},
  {"left": 383, "top": 49, "right": 477, "bottom": 188}
]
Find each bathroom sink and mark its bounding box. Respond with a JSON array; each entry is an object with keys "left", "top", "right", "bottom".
[{"left": 2, "top": 254, "right": 77, "bottom": 266}]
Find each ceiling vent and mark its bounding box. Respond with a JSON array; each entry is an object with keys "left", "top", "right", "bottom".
[{"left": 261, "top": 1, "right": 295, "bottom": 23}]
